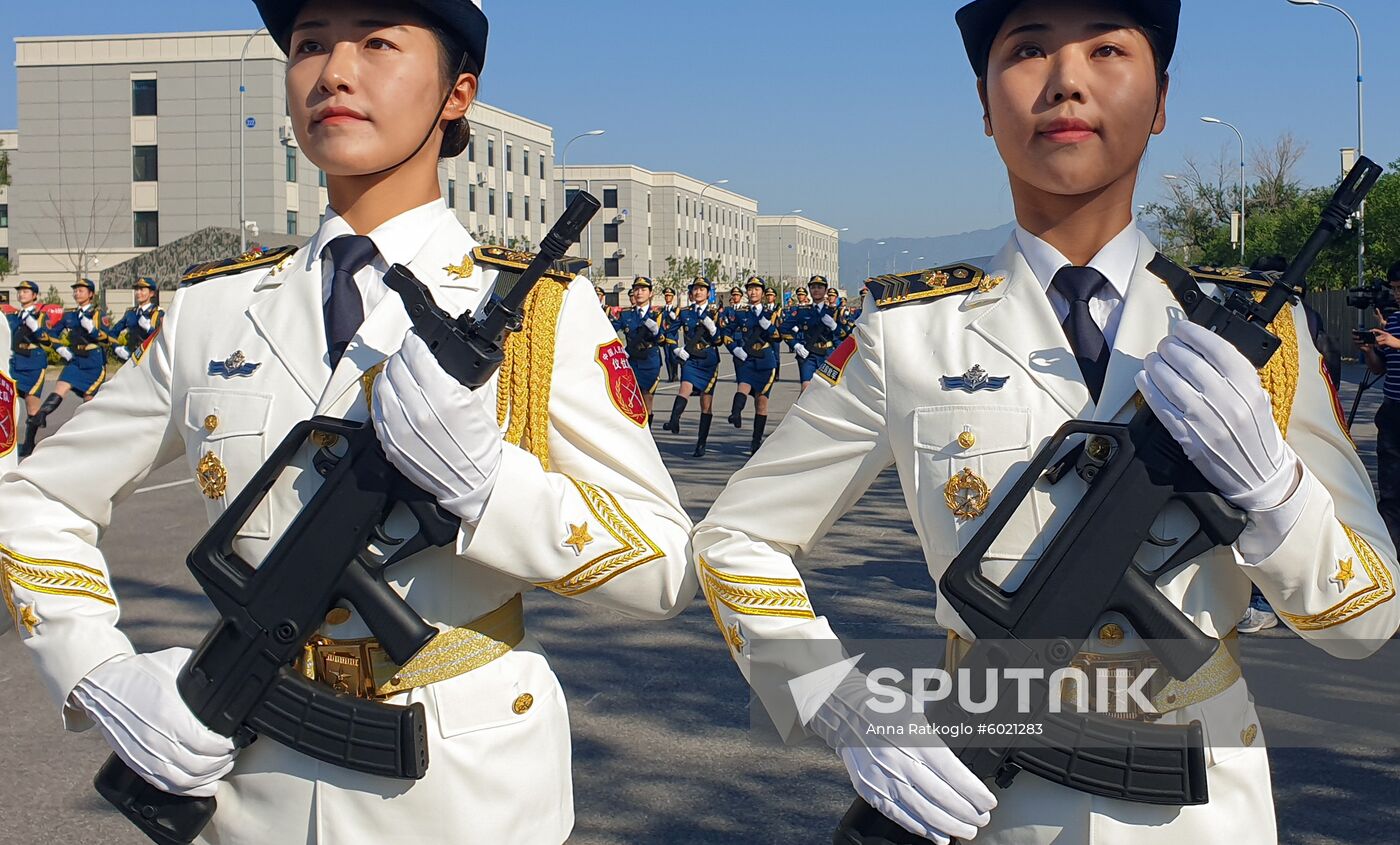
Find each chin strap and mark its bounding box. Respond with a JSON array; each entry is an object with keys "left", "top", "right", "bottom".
[{"left": 363, "top": 52, "right": 472, "bottom": 179}]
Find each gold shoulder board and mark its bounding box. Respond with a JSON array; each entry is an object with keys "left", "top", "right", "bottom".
[
  {"left": 868, "top": 262, "right": 987, "bottom": 310},
  {"left": 180, "top": 245, "right": 299, "bottom": 287},
  {"left": 1186, "top": 264, "right": 1295, "bottom": 292},
  {"left": 472, "top": 245, "right": 590, "bottom": 285}
]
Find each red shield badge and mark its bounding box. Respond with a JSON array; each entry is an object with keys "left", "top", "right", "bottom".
[
  {"left": 595, "top": 340, "right": 647, "bottom": 428},
  {"left": 0, "top": 372, "right": 17, "bottom": 458},
  {"left": 817, "top": 336, "right": 858, "bottom": 386}
]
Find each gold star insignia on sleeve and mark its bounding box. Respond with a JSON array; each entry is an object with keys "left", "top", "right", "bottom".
[
  {"left": 444, "top": 255, "right": 476, "bottom": 280},
  {"left": 563, "top": 522, "right": 593, "bottom": 556},
  {"left": 18, "top": 604, "right": 39, "bottom": 636},
  {"left": 1332, "top": 557, "right": 1357, "bottom": 592}
]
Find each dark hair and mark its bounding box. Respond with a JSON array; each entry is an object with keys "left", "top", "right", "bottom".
[
  {"left": 1388, "top": 261, "right": 1400, "bottom": 283},
  {"left": 424, "top": 21, "right": 480, "bottom": 159},
  {"left": 1250, "top": 255, "right": 1289, "bottom": 274}
]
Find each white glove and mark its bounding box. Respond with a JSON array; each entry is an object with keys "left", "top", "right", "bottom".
[
  {"left": 811, "top": 671, "right": 996, "bottom": 844},
  {"left": 1136, "top": 321, "right": 1299, "bottom": 512},
  {"left": 702, "top": 316, "right": 718, "bottom": 334},
  {"left": 24, "top": 315, "right": 41, "bottom": 333},
  {"left": 675, "top": 348, "right": 690, "bottom": 362},
  {"left": 139, "top": 316, "right": 153, "bottom": 331},
  {"left": 645, "top": 318, "right": 661, "bottom": 334},
  {"left": 794, "top": 343, "right": 810, "bottom": 359},
  {"left": 56, "top": 346, "right": 74, "bottom": 362},
  {"left": 372, "top": 332, "right": 504, "bottom": 525},
  {"left": 759, "top": 317, "right": 773, "bottom": 330},
  {"left": 733, "top": 347, "right": 748, "bottom": 362},
  {"left": 822, "top": 313, "right": 839, "bottom": 330},
  {"left": 81, "top": 316, "right": 96, "bottom": 333},
  {"left": 69, "top": 648, "right": 239, "bottom": 798},
  {"left": 115, "top": 346, "right": 132, "bottom": 361}
]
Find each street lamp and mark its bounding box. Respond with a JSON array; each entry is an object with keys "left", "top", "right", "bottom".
[
  {"left": 560, "top": 130, "right": 606, "bottom": 267},
  {"left": 894, "top": 249, "right": 909, "bottom": 273},
  {"left": 1288, "top": 0, "right": 1366, "bottom": 321},
  {"left": 238, "top": 27, "right": 268, "bottom": 253},
  {"left": 868, "top": 240, "right": 885, "bottom": 280},
  {"left": 698, "top": 178, "right": 730, "bottom": 280},
  {"left": 1201, "top": 117, "right": 1246, "bottom": 263}
]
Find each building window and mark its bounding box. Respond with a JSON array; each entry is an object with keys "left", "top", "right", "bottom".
[
  {"left": 646, "top": 193, "right": 651, "bottom": 213},
  {"left": 487, "top": 138, "right": 495, "bottom": 168},
  {"left": 131, "top": 79, "right": 157, "bottom": 116},
  {"left": 287, "top": 210, "right": 298, "bottom": 234},
  {"left": 448, "top": 178, "right": 456, "bottom": 209},
  {"left": 603, "top": 188, "right": 618, "bottom": 209},
  {"left": 539, "top": 153, "right": 546, "bottom": 180},
  {"left": 467, "top": 131, "right": 475, "bottom": 162},
  {"left": 318, "top": 170, "right": 327, "bottom": 188},
  {"left": 132, "top": 145, "right": 158, "bottom": 182},
  {"left": 507, "top": 192, "right": 514, "bottom": 219},
  {"left": 541, "top": 199, "right": 547, "bottom": 222},
  {"left": 506, "top": 143, "right": 513, "bottom": 172},
  {"left": 469, "top": 183, "right": 477, "bottom": 213},
  {"left": 565, "top": 187, "right": 580, "bottom": 208},
  {"left": 488, "top": 188, "right": 496, "bottom": 216},
  {"left": 0, "top": 204, "right": 7, "bottom": 228},
  {"left": 524, "top": 196, "right": 531, "bottom": 222},
  {"left": 285, "top": 145, "right": 297, "bottom": 182},
  {"left": 604, "top": 257, "right": 620, "bottom": 277},
  {"left": 603, "top": 223, "right": 619, "bottom": 243},
  {"left": 523, "top": 148, "right": 529, "bottom": 177},
  {"left": 133, "top": 211, "right": 159, "bottom": 247}
]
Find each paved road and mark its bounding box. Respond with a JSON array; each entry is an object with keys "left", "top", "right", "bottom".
[{"left": 1, "top": 361, "right": 1396, "bottom": 844}]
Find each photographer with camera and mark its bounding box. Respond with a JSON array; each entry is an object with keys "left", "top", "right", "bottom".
[{"left": 1356, "top": 261, "right": 1400, "bottom": 547}]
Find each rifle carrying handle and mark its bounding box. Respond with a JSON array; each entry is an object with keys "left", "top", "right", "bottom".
[{"left": 93, "top": 755, "right": 213, "bottom": 845}]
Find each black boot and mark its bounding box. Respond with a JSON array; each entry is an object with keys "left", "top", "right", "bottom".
[
  {"left": 647, "top": 412, "right": 654, "bottom": 429},
  {"left": 663, "top": 396, "right": 687, "bottom": 433},
  {"left": 693, "top": 413, "right": 713, "bottom": 458},
  {"left": 750, "top": 413, "right": 768, "bottom": 455},
  {"left": 728, "top": 393, "right": 747, "bottom": 428},
  {"left": 19, "top": 393, "right": 64, "bottom": 458}
]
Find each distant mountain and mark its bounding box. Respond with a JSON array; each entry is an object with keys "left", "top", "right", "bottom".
[
  {"left": 840, "top": 217, "right": 1163, "bottom": 282},
  {"left": 841, "top": 222, "right": 1016, "bottom": 282}
]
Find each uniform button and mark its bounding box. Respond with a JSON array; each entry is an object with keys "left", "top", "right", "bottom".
[
  {"left": 203, "top": 415, "right": 219, "bottom": 433},
  {"left": 512, "top": 693, "right": 534, "bottom": 715},
  {"left": 957, "top": 430, "right": 977, "bottom": 449},
  {"left": 1087, "top": 437, "right": 1112, "bottom": 461},
  {"left": 1098, "top": 623, "right": 1125, "bottom": 645},
  {"left": 1241, "top": 724, "right": 1258, "bottom": 746},
  {"left": 311, "top": 430, "right": 340, "bottom": 449},
  {"left": 325, "top": 607, "right": 352, "bottom": 626}
]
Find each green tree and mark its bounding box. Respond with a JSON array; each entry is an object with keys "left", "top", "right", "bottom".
[
  {"left": 43, "top": 285, "right": 63, "bottom": 306},
  {"left": 0, "top": 150, "right": 10, "bottom": 187}
]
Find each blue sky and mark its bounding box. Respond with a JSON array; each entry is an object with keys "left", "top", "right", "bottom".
[{"left": 3, "top": 0, "right": 1398, "bottom": 242}]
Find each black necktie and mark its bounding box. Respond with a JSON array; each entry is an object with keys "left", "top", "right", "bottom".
[
  {"left": 1050, "top": 265, "right": 1110, "bottom": 401},
  {"left": 323, "top": 235, "right": 378, "bottom": 367}
]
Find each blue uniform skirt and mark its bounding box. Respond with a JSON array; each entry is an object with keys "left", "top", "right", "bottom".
[
  {"left": 629, "top": 349, "right": 662, "bottom": 394},
  {"left": 59, "top": 348, "right": 107, "bottom": 397},
  {"left": 737, "top": 357, "right": 778, "bottom": 397},
  {"left": 10, "top": 348, "right": 49, "bottom": 396},
  {"left": 680, "top": 348, "right": 720, "bottom": 396}
]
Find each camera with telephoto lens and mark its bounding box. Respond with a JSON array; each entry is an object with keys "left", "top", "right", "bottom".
[{"left": 1347, "top": 279, "right": 1392, "bottom": 312}]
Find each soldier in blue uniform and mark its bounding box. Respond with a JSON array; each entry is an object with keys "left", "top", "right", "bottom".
[
  {"left": 721, "top": 286, "right": 745, "bottom": 384},
  {"left": 765, "top": 286, "right": 784, "bottom": 383},
  {"left": 7, "top": 281, "right": 51, "bottom": 422},
  {"left": 661, "top": 277, "right": 725, "bottom": 456},
  {"left": 611, "top": 276, "right": 665, "bottom": 425},
  {"left": 23, "top": 278, "right": 111, "bottom": 451},
  {"left": 660, "top": 287, "right": 682, "bottom": 382},
  {"left": 725, "top": 276, "right": 782, "bottom": 454},
  {"left": 104, "top": 277, "right": 164, "bottom": 364},
  {"left": 789, "top": 275, "right": 846, "bottom": 393}
]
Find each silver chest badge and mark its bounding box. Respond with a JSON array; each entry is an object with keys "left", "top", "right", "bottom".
[
  {"left": 942, "top": 364, "right": 1009, "bottom": 393},
  {"left": 208, "top": 350, "right": 262, "bottom": 379}
]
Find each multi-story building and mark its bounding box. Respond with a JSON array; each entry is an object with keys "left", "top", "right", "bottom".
[
  {"left": 0, "top": 130, "right": 15, "bottom": 299},
  {"left": 9, "top": 30, "right": 555, "bottom": 299},
  {"left": 558, "top": 165, "right": 758, "bottom": 298},
  {"left": 756, "top": 215, "right": 841, "bottom": 293}
]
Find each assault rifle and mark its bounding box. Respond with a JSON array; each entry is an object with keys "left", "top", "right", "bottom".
[
  {"left": 94, "top": 191, "right": 602, "bottom": 845},
  {"left": 837, "top": 158, "right": 1382, "bottom": 844}
]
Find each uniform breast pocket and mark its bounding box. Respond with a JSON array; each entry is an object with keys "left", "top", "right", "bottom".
[
  {"left": 183, "top": 388, "right": 275, "bottom": 539},
  {"left": 913, "top": 405, "right": 1048, "bottom": 566}
]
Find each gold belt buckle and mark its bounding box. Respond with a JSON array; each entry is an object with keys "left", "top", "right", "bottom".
[
  {"left": 305, "top": 638, "right": 388, "bottom": 700},
  {"left": 1061, "top": 652, "right": 1167, "bottom": 722}
]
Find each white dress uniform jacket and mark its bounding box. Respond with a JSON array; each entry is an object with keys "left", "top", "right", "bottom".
[
  {"left": 0, "top": 317, "right": 15, "bottom": 473},
  {"left": 692, "top": 229, "right": 1398, "bottom": 845},
  {"left": 0, "top": 201, "right": 696, "bottom": 844}
]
